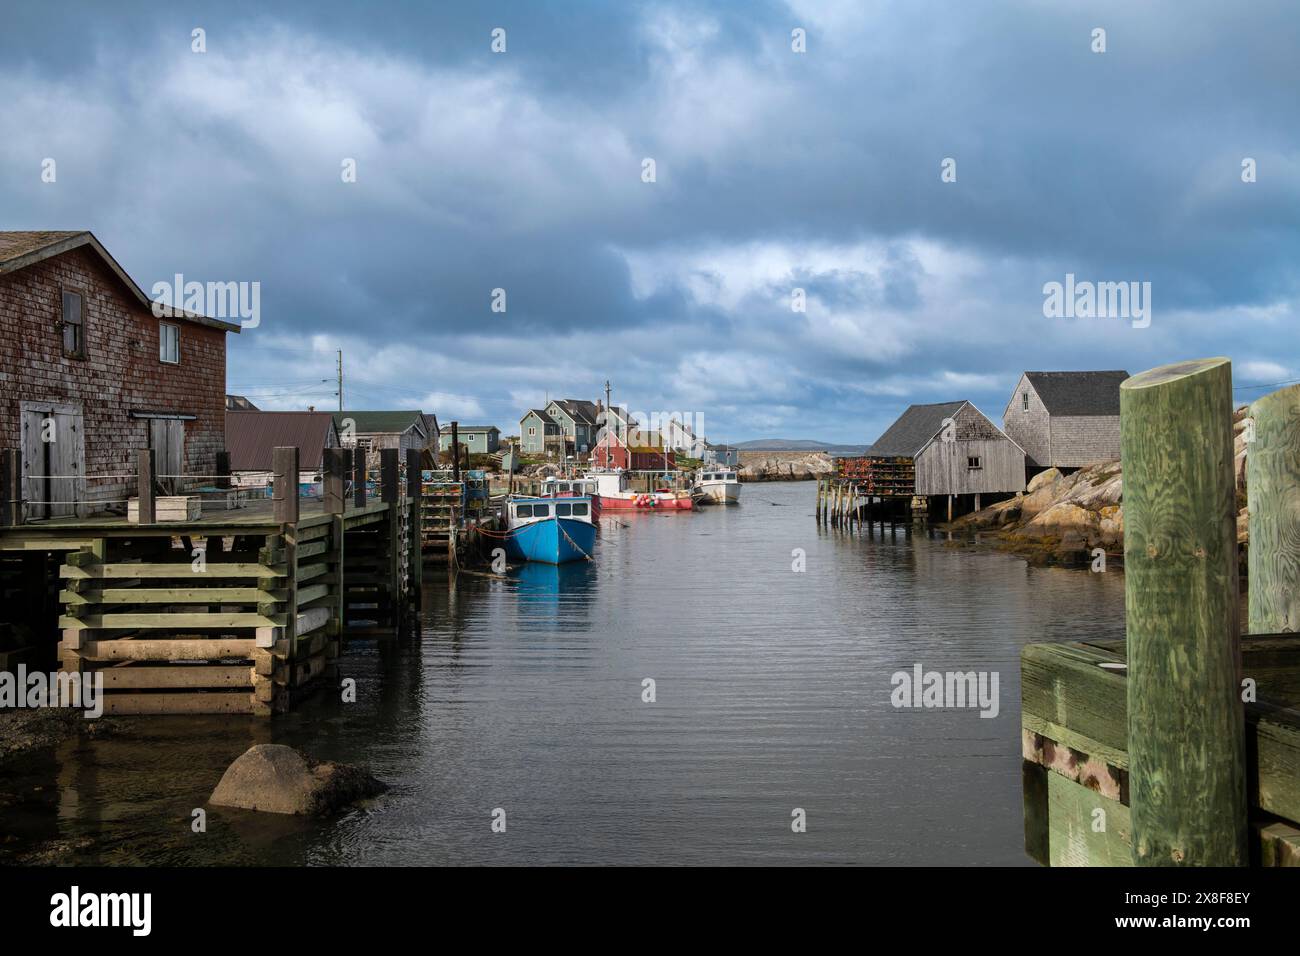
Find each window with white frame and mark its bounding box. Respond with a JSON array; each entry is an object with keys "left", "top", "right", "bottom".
[{"left": 159, "top": 322, "right": 180, "bottom": 364}]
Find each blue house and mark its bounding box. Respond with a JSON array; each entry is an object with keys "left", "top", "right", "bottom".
[
  {"left": 520, "top": 408, "right": 562, "bottom": 455},
  {"left": 439, "top": 425, "right": 500, "bottom": 455}
]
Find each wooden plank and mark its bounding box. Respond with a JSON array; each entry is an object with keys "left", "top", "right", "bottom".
[
  {"left": 1121, "top": 357, "right": 1247, "bottom": 866},
  {"left": 79, "top": 638, "right": 256, "bottom": 661},
  {"left": 1258, "top": 822, "right": 1300, "bottom": 867},
  {"left": 297, "top": 562, "right": 328, "bottom": 583},
  {"left": 1021, "top": 642, "right": 1128, "bottom": 756},
  {"left": 62, "top": 613, "right": 280, "bottom": 630},
  {"left": 295, "top": 605, "right": 331, "bottom": 637},
  {"left": 1024, "top": 641, "right": 1300, "bottom": 828},
  {"left": 99, "top": 665, "right": 253, "bottom": 689},
  {"left": 295, "top": 583, "right": 330, "bottom": 606},
  {"left": 103, "top": 692, "right": 256, "bottom": 715},
  {"left": 61, "top": 587, "right": 285, "bottom": 605},
  {"left": 1022, "top": 761, "right": 1050, "bottom": 866},
  {"left": 1047, "top": 772, "right": 1133, "bottom": 867},
  {"left": 61, "top": 563, "right": 285, "bottom": 579}
]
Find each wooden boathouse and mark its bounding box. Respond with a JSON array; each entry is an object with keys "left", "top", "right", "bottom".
[
  {"left": 818, "top": 400, "right": 1025, "bottom": 525},
  {"left": 1021, "top": 359, "right": 1300, "bottom": 867}
]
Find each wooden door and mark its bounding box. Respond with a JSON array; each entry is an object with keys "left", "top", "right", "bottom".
[
  {"left": 149, "top": 419, "right": 185, "bottom": 494},
  {"left": 20, "top": 402, "right": 84, "bottom": 519}
]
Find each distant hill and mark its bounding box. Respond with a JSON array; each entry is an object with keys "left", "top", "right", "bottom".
[{"left": 733, "top": 438, "right": 869, "bottom": 456}]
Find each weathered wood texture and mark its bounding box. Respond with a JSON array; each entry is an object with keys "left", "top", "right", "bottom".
[
  {"left": 1119, "top": 357, "right": 1247, "bottom": 865},
  {"left": 1247, "top": 382, "right": 1300, "bottom": 634},
  {"left": 1023, "top": 640, "right": 1300, "bottom": 866}
]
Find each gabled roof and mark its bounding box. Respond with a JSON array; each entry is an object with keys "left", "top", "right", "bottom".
[
  {"left": 1021, "top": 371, "right": 1130, "bottom": 416},
  {"left": 451, "top": 425, "right": 500, "bottom": 433},
  {"left": 334, "top": 410, "right": 426, "bottom": 436},
  {"left": 422, "top": 413, "right": 440, "bottom": 438},
  {"left": 0, "top": 230, "right": 241, "bottom": 333},
  {"left": 522, "top": 408, "right": 557, "bottom": 426},
  {"left": 226, "top": 411, "right": 337, "bottom": 471},
  {"left": 551, "top": 399, "right": 599, "bottom": 425},
  {"left": 868, "top": 401, "right": 968, "bottom": 457}
]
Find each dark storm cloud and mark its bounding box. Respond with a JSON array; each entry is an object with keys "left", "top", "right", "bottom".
[{"left": 1, "top": 0, "right": 1296, "bottom": 442}]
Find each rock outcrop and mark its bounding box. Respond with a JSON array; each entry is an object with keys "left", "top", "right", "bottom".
[
  {"left": 737, "top": 451, "right": 834, "bottom": 482},
  {"left": 950, "top": 405, "right": 1250, "bottom": 563},
  {"left": 209, "top": 744, "right": 387, "bottom": 816}
]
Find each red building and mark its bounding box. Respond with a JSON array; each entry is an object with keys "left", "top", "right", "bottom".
[
  {"left": 0, "top": 231, "right": 240, "bottom": 518},
  {"left": 593, "top": 430, "right": 676, "bottom": 471}
]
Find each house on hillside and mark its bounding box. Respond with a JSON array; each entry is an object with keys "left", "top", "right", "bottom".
[
  {"left": 438, "top": 425, "right": 500, "bottom": 455},
  {"left": 849, "top": 400, "right": 1025, "bottom": 518},
  {"left": 333, "top": 410, "right": 428, "bottom": 469},
  {"left": 544, "top": 399, "right": 600, "bottom": 455},
  {"left": 0, "top": 230, "right": 240, "bottom": 517},
  {"left": 225, "top": 410, "right": 339, "bottom": 487},
  {"left": 660, "top": 416, "right": 707, "bottom": 458},
  {"left": 593, "top": 430, "right": 676, "bottom": 471},
  {"left": 1002, "top": 370, "right": 1129, "bottom": 472},
  {"left": 520, "top": 408, "right": 563, "bottom": 456}
]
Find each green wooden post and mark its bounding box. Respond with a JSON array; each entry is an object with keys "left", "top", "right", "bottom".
[
  {"left": 1120, "top": 357, "right": 1247, "bottom": 866},
  {"left": 1247, "top": 382, "right": 1300, "bottom": 634}
]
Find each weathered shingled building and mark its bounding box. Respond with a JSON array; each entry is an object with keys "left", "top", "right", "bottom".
[
  {"left": 870, "top": 400, "right": 1026, "bottom": 498},
  {"left": 1001, "top": 370, "right": 1129, "bottom": 472},
  {"left": 0, "top": 231, "right": 239, "bottom": 517}
]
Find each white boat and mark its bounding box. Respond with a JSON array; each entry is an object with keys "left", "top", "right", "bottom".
[{"left": 694, "top": 469, "right": 741, "bottom": 505}]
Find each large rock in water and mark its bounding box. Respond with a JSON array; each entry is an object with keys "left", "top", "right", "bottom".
[{"left": 209, "top": 744, "right": 387, "bottom": 816}]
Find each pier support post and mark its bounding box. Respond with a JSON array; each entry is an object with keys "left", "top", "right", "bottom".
[
  {"left": 137, "top": 449, "right": 156, "bottom": 525},
  {"left": 324, "top": 447, "right": 347, "bottom": 644},
  {"left": 324, "top": 448, "right": 346, "bottom": 516},
  {"left": 351, "top": 447, "right": 366, "bottom": 508},
  {"left": 451, "top": 421, "right": 460, "bottom": 483},
  {"left": 1120, "top": 358, "right": 1247, "bottom": 866},
  {"left": 1246, "top": 382, "right": 1300, "bottom": 633},
  {"left": 1, "top": 449, "right": 23, "bottom": 527},
  {"left": 215, "top": 451, "right": 231, "bottom": 490},
  {"left": 406, "top": 448, "right": 423, "bottom": 599},
  {"left": 273, "top": 447, "right": 300, "bottom": 525}
]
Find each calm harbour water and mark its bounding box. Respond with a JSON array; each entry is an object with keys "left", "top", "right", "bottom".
[{"left": 1, "top": 481, "right": 1126, "bottom": 866}]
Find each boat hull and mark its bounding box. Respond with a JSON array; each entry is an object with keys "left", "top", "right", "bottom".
[
  {"left": 505, "top": 517, "right": 596, "bottom": 564},
  {"left": 598, "top": 493, "right": 694, "bottom": 512},
  {"left": 697, "top": 482, "right": 741, "bottom": 504}
]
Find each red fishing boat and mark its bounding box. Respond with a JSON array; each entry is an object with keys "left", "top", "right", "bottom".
[{"left": 589, "top": 471, "right": 695, "bottom": 511}]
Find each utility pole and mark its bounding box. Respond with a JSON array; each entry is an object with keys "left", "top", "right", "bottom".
[{"left": 336, "top": 349, "right": 344, "bottom": 412}]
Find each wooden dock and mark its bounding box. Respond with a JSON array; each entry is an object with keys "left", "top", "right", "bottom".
[
  {"left": 0, "top": 445, "right": 421, "bottom": 716},
  {"left": 1022, "top": 360, "right": 1300, "bottom": 867}
]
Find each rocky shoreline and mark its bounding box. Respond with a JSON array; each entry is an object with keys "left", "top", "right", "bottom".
[
  {"left": 737, "top": 451, "right": 834, "bottom": 482},
  {"left": 944, "top": 406, "right": 1250, "bottom": 566}
]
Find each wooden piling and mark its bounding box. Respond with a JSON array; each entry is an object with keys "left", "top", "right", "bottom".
[
  {"left": 1, "top": 449, "right": 22, "bottom": 527},
  {"left": 406, "top": 448, "right": 423, "bottom": 599},
  {"left": 351, "top": 447, "right": 366, "bottom": 508},
  {"left": 137, "top": 449, "right": 156, "bottom": 525},
  {"left": 1120, "top": 357, "right": 1247, "bottom": 866},
  {"left": 1247, "top": 382, "right": 1300, "bottom": 634},
  {"left": 272, "top": 447, "right": 300, "bottom": 525}
]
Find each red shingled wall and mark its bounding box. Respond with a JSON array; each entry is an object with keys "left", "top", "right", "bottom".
[{"left": 0, "top": 245, "right": 228, "bottom": 509}]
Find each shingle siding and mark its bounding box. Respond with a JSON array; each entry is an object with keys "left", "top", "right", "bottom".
[
  {"left": 1049, "top": 415, "right": 1121, "bottom": 467},
  {"left": 1002, "top": 372, "right": 1124, "bottom": 469},
  {"left": 913, "top": 404, "right": 1025, "bottom": 495},
  {"left": 1002, "top": 373, "right": 1052, "bottom": 467},
  {"left": 0, "top": 245, "right": 227, "bottom": 511}
]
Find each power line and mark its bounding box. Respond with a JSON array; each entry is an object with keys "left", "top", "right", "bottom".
[{"left": 1233, "top": 377, "right": 1300, "bottom": 392}]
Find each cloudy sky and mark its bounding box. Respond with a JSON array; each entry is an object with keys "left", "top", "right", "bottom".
[{"left": 3, "top": 1, "right": 1297, "bottom": 444}]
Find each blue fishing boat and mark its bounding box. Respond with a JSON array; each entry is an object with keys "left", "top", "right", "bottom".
[{"left": 505, "top": 496, "right": 597, "bottom": 565}]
